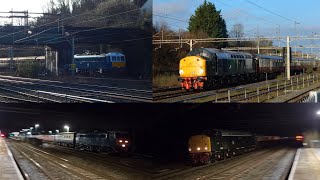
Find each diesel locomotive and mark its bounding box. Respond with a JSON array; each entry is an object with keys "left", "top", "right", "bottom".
[
  {"left": 188, "top": 129, "right": 256, "bottom": 165},
  {"left": 178, "top": 48, "right": 320, "bottom": 90}
]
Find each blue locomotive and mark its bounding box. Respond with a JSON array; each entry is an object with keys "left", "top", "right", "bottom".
[{"left": 74, "top": 52, "right": 127, "bottom": 74}]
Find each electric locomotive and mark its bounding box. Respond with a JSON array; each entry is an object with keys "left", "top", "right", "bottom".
[
  {"left": 74, "top": 52, "right": 126, "bottom": 74},
  {"left": 75, "top": 131, "right": 130, "bottom": 152}
]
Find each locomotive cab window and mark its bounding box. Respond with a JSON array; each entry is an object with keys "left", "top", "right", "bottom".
[{"left": 108, "top": 132, "right": 116, "bottom": 139}]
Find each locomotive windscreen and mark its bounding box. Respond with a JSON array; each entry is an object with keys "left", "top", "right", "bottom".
[
  {"left": 187, "top": 49, "right": 213, "bottom": 60},
  {"left": 116, "top": 132, "right": 129, "bottom": 139}
]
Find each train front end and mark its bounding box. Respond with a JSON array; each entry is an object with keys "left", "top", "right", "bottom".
[
  {"left": 178, "top": 56, "right": 207, "bottom": 90},
  {"left": 108, "top": 52, "right": 127, "bottom": 73},
  {"left": 188, "top": 134, "right": 212, "bottom": 165},
  {"left": 115, "top": 132, "right": 130, "bottom": 152}
]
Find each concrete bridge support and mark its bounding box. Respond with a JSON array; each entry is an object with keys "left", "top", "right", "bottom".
[{"left": 45, "top": 42, "right": 73, "bottom": 76}]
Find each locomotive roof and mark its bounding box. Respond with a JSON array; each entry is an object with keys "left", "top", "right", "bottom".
[
  {"left": 254, "top": 54, "right": 283, "bottom": 60},
  {"left": 199, "top": 129, "right": 254, "bottom": 137},
  {"left": 106, "top": 52, "right": 125, "bottom": 56},
  {"left": 195, "top": 48, "right": 252, "bottom": 59},
  {"left": 74, "top": 54, "right": 106, "bottom": 58},
  {"left": 74, "top": 52, "right": 125, "bottom": 58}
]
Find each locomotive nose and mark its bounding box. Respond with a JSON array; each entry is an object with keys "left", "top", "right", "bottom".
[{"left": 118, "top": 139, "right": 129, "bottom": 148}]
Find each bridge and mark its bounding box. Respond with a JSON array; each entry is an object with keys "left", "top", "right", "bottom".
[{"left": 0, "top": 25, "right": 151, "bottom": 76}]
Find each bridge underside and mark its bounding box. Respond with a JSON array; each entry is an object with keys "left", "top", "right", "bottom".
[{"left": 0, "top": 26, "right": 151, "bottom": 77}]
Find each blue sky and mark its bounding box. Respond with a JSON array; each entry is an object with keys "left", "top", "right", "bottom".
[{"left": 153, "top": 0, "right": 320, "bottom": 37}]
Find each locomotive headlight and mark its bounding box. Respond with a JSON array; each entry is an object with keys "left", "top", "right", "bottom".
[
  {"left": 179, "top": 69, "right": 184, "bottom": 75},
  {"left": 204, "top": 147, "right": 208, "bottom": 150},
  {"left": 122, "top": 144, "right": 126, "bottom": 148},
  {"left": 199, "top": 68, "right": 204, "bottom": 74},
  {"left": 119, "top": 140, "right": 123, "bottom": 143},
  {"left": 189, "top": 148, "right": 191, "bottom": 152},
  {"left": 125, "top": 140, "right": 128, "bottom": 143},
  {"left": 197, "top": 147, "right": 201, "bottom": 151}
]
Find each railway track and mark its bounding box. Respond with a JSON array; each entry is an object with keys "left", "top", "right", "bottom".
[
  {"left": 0, "top": 75, "right": 152, "bottom": 103},
  {"left": 47, "top": 143, "right": 153, "bottom": 176},
  {"left": 154, "top": 148, "right": 295, "bottom": 180},
  {"left": 8, "top": 140, "right": 150, "bottom": 180},
  {"left": 153, "top": 89, "right": 197, "bottom": 101},
  {"left": 156, "top": 73, "right": 320, "bottom": 103}
]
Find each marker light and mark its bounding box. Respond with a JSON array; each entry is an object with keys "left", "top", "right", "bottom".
[
  {"left": 189, "top": 148, "right": 191, "bottom": 152},
  {"left": 204, "top": 147, "right": 208, "bottom": 150},
  {"left": 119, "top": 140, "right": 123, "bottom": 143},
  {"left": 179, "top": 70, "right": 184, "bottom": 75},
  {"left": 197, "top": 147, "right": 201, "bottom": 151},
  {"left": 125, "top": 140, "right": 128, "bottom": 143},
  {"left": 296, "top": 135, "right": 304, "bottom": 141},
  {"left": 199, "top": 69, "right": 204, "bottom": 74},
  {"left": 122, "top": 144, "right": 126, "bottom": 147}
]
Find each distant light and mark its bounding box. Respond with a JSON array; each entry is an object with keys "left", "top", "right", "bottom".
[
  {"left": 64, "top": 125, "right": 69, "bottom": 132},
  {"left": 296, "top": 135, "right": 304, "bottom": 141},
  {"left": 35, "top": 124, "right": 39, "bottom": 128},
  {"left": 48, "top": 131, "right": 52, "bottom": 134},
  {"left": 56, "top": 130, "right": 59, "bottom": 133}
]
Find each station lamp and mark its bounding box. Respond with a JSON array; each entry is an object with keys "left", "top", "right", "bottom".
[
  {"left": 35, "top": 124, "right": 39, "bottom": 132},
  {"left": 64, "top": 125, "right": 69, "bottom": 132}
]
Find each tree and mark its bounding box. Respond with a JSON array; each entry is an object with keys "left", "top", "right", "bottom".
[
  {"left": 188, "top": 0, "right": 228, "bottom": 47},
  {"left": 229, "top": 23, "right": 244, "bottom": 47}
]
